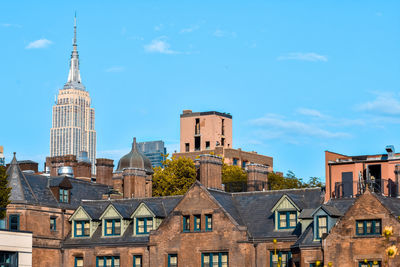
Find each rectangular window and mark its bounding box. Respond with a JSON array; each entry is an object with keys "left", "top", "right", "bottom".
[
  {"left": 75, "top": 257, "right": 84, "bottom": 267},
  {"left": 96, "top": 256, "right": 120, "bottom": 267},
  {"left": 168, "top": 254, "right": 178, "bottom": 267},
  {"left": 133, "top": 255, "right": 142, "bottom": 267},
  {"left": 241, "top": 161, "right": 247, "bottom": 168},
  {"left": 183, "top": 216, "right": 190, "bottom": 232},
  {"left": 202, "top": 252, "right": 228, "bottom": 267},
  {"left": 185, "top": 143, "right": 190, "bottom": 152},
  {"left": 278, "top": 211, "right": 297, "bottom": 229},
  {"left": 194, "top": 215, "right": 201, "bottom": 232},
  {"left": 0, "top": 218, "right": 6, "bottom": 229},
  {"left": 359, "top": 260, "right": 381, "bottom": 267},
  {"left": 356, "top": 219, "right": 381, "bottom": 236},
  {"left": 9, "top": 214, "right": 19, "bottom": 231},
  {"left": 310, "top": 263, "right": 323, "bottom": 267},
  {"left": 105, "top": 219, "right": 121, "bottom": 236},
  {"left": 136, "top": 217, "right": 153, "bottom": 235},
  {"left": 205, "top": 214, "right": 213, "bottom": 231},
  {"left": 317, "top": 216, "right": 327, "bottom": 239},
  {"left": 50, "top": 217, "right": 57, "bottom": 231},
  {"left": 205, "top": 141, "right": 210, "bottom": 149},
  {"left": 59, "top": 188, "right": 69, "bottom": 203},
  {"left": 0, "top": 252, "right": 18, "bottom": 266},
  {"left": 270, "top": 251, "right": 291, "bottom": 267},
  {"left": 75, "top": 220, "right": 90, "bottom": 237},
  {"left": 232, "top": 158, "right": 238, "bottom": 166}
]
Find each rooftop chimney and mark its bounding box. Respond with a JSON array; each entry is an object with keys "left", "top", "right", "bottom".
[{"left": 386, "top": 145, "right": 395, "bottom": 159}]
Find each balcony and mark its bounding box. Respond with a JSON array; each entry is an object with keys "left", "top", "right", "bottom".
[{"left": 333, "top": 179, "right": 398, "bottom": 198}]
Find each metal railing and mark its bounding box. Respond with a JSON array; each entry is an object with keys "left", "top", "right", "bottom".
[{"left": 333, "top": 179, "right": 398, "bottom": 198}]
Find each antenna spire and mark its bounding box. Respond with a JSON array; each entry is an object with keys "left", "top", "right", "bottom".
[{"left": 73, "top": 12, "right": 77, "bottom": 47}]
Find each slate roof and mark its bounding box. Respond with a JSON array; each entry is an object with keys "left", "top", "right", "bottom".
[
  {"left": 209, "top": 187, "right": 324, "bottom": 240},
  {"left": 292, "top": 221, "right": 321, "bottom": 248},
  {"left": 6, "top": 154, "right": 111, "bottom": 209}
]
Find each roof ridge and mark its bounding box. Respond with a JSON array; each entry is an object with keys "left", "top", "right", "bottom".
[{"left": 229, "top": 187, "right": 322, "bottom": 195}]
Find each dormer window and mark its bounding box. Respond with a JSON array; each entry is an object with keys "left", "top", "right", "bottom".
[
  {"left": 136, "top": 217, "right": 153, "bottom": 235},
  {"left": 316, "top": 216, "right": 328, "bottom": 239},
  {"left": 59, "top": 188, "right": 69, "bottom": 203},
  {"left": 105, "top": 219, "right": 121, "bottom": 236},
  {"left": 278, "top": 211, "right": 297, "bottom": 229},
  {"left": 75, "top": 220, "right": 90, "bottom": 237}
]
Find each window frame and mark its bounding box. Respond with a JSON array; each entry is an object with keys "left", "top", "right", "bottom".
[
  {"left": 277, "top": 211, "right": 297, "bottom": 229},
  {"left": 168, "top": 254, "right": 178, "bottom": 267},
  {"left": 96, "top": 256, "right": 120, "bottom": 267},
  {"left": 194, "top": 215, "right": 201, "bottom": 232},
  {"left": 316, "top": 215, "right": 328, "bottom": 239},
  {"left": 358, "top": 260, "right": 381, "bottom": 267},
  {"left": 104, "top": 219, "right": 122, "bottom": 236},
  {"left": 74, "top": 257, "right": 84, "bottom": 267},
  {"left": 59, "top": 188, "right": 69, "bottom": 203},
  {"left": 136, "top": 217, "right": 153, "bottom": 235},
  {"left": 74, "top": 220, "right": 90, "bottom": 237},
  {"left": 9, "top": 214, "right": 19, "bottom": 231},
  {"left": 133, "top": 255, "right": 142, "bottom": 267},
  {"left": 50, "top": 217, "right": 57, "bottom": 231},
  {"left": 356, "top": 219, "right": 382, "bottom": 236},
  {"left": 270, "top": 251, "right": 292, "bottom": 267},
  {"left": 205, "top": 214, "right": 213, "bottom": 232},
  {"left": 201, "top": 252, "right": 228, "bottom": 267},
  {"left": 182, "top": 215, "right": 190, "bottom": 232}
]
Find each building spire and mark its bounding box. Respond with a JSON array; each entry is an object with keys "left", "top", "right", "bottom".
[{"left": 65, "top": 13, "right": 85, "bottom": 90}]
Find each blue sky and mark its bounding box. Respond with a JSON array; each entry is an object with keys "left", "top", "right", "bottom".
[{"left": 1, "top": 1, "right": 400, "bottom": 181}]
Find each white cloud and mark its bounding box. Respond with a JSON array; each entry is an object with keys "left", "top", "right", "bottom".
[
  {"left": 25, "top": 39, "right": 53, "bottom": 49},
  {"left": 1, "top": 23, "right": 21, "bottom": 28},
  {"left": 180, "top": 25, "right": 200, "bottom": 34},
  {"left": 296, "top": 108, "right": 326, "bottom": 118},
  {"left": 154, "top": 24, "right": 164, "bottom": 31},
  {"left": 249, "top": 113, "right": 350, "bottom": 139},
  {"left": 357, "top": 92, "right": 400, "bottom": 115},
  {"left": 105, "top": 66, "right": 125, "bottom": 73},
  {"left": 144, "top": 38, "right": 178, "bottom": 54},
  {"left": 277, "top": 52, "right": 328, "bottom": 62},
  {"left": 213, "top": 29, "right": 237, "bottom": 38}
]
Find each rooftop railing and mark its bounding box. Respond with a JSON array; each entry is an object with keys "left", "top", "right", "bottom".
[{"left": 333, "top": 179, "right": 398, "bottom": 198}]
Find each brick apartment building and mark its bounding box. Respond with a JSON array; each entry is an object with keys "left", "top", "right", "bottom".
[
  {"left": 174, "top": 110, "right": 273, "bottom": 172},
  {"left": 3, "top": 145, "right": 400, "bottom": 266}
]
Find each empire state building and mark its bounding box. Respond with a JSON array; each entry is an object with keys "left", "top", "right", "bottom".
[{"left": 50, "top": 17, "right": 96, "bottom": 173}]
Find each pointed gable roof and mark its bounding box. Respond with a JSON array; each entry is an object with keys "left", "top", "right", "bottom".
[{"left": 6, "top": 153, "right": 37, "bottom": 203}]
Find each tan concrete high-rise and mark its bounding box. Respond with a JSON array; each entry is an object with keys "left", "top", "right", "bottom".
[{"left": 50, "top": 17, "right": 96, "bottom": 173}]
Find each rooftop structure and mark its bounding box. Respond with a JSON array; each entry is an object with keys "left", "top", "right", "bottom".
[{"left": 0, "top": 145, "right": 4, "bottom": 166}]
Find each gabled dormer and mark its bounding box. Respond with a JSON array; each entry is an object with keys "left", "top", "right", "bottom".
[
  {"left": 69, "top": 206, "right": 97, "bottom": 238},
  {"left": 99, "top": 204, "right": 129, "bottom": 237},
  {"left": 311, "top": 205, "right": 342, "bottom": 241},
  {"left": 131, "top": 202, "right": 160, "bottom": 236},
  {"left": 271, "top": 194, "right": 301, "bottom": 231},
  {"left": 50, "top": 176, "right": 72, "bottom": 204}
]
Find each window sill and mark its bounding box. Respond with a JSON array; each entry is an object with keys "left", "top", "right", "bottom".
[{"left": 181, "top": 230, "right": 213, "bottom": 234}]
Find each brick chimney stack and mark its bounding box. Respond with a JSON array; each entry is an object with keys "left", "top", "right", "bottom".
[
  {"left": 247, "top": 163, "right": 269, "bottom": 191},
  {"left": 96, "top": 158, "right": 114, "bottom": 186},
  {"left": 122, "top": 168, "right": 148, "bottom": 198},
  {"left": 395, "top": 164, "right": 400, "bottom": 197},
  {"left": 198, "top": 154, "right": 223, "bottom": 190}
]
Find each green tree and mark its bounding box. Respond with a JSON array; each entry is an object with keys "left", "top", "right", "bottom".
[
  {"left": 0, "top": 166, "right": 11, "bottom": 219},
  {"left": 268, "top": 171, "right": 322, "bottom": 190},
  {"left": 152, "top": 155, "right": 197, "bottom": 196},
  {"left": 221, "top": 164, "right": 248, "bottom": 192}
]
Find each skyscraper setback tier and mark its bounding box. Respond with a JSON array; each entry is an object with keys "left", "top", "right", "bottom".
[{"left": 50, "top": 17, "right": 96, "bottom": 173}]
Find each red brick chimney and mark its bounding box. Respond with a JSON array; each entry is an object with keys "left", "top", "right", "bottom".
[
  {"left": 96, "top": 158, "right": 114, "bottom": 186},
  {"left": 246, "top": 163, "right": 269, "bottom": 191},
  {"left": 198, "top": 154, "right": 223, "bottom": 190},
  {"left": 122, "top": 168, "right": 149, "bottom": 198}
]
